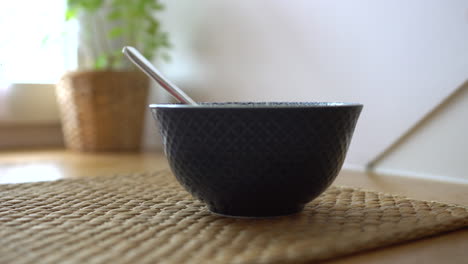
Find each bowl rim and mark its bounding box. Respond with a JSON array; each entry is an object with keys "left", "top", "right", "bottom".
[{"left": 149, "top": 102, "right": 363, "bottom": 109}]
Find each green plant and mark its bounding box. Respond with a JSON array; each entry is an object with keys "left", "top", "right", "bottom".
[{"left": 66, "top": 0, "right": 170, "bottom": 70}]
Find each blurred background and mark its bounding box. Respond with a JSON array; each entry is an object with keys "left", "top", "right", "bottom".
[{"left": 0, "top": 0, "right": 467, "bottom": 183}]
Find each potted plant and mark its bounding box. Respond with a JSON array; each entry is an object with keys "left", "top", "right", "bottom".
[{"left": 56, "top": 0, "right": 170, "bottom": 152}]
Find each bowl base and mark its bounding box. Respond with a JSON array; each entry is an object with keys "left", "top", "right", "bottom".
[{"left": 207, "top": 204, "right": 305, "bottom": 219}]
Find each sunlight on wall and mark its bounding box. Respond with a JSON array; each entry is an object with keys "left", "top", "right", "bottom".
[
  {"left": 158, "top": 0, "right": 468, "bottom": 169},
  {"left": 0, "top": 163, "right": 63, "bottom": 184}
]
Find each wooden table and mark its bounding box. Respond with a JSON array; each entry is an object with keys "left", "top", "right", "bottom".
[{"left": 0, "top": 149, "right": 466, "bottom": 264}]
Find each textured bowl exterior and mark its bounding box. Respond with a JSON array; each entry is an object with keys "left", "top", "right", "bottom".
[{"left": 151, "top": 102, "right": 362, "bottom": 217}]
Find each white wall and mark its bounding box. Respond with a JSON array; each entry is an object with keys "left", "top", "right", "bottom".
[
  {"left": 0, "top": 84, "right": 60, "bottom": 124},
  {"left": 374, "top": 83, "right": 468, "bottom": 183},
  {"left": 145, "top": 1, "right": 468, "bottom": 171}
]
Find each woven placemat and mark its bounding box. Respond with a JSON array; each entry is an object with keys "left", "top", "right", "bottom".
[{"left": 1, "top": 171, "right": 467, "bottom": 264}]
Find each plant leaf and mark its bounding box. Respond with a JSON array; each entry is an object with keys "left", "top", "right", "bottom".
[
  {"left": 146, "top": 18, "right": 160, "bottom": 34},
  {"left": 161, "top": 52, "right": 171, "bottom": 62},
  {"left": 65, "top": 9, "right": 77, "bottom": 20},
  {"left": 71, "top": 0, "right": 171, "bottom": 70},
  {"left": 107, "top": 9, "right": 122, "bottom": 20},
  {"left": 41, "top": 35, "right": 50, "bottom": 46},
  {"left": 94, "top": 54, "right": 108, "bottom": 69},
  {"left": 82, "top": 0, "right": 104, "bottom": 11},
  {"left": 150, "top": 1, "right": 164, "bottom": 11},
  {"left": 108, "top": 27, "right": 124, "bottom": 38}
]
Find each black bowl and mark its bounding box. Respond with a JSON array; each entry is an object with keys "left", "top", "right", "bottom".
[{"left": 150, "top": 102, "right": 363, "bottom": 217}]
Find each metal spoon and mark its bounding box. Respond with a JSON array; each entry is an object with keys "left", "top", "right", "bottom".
[{"left": 122, "top": 46, "right": 197, "bottom": 105}]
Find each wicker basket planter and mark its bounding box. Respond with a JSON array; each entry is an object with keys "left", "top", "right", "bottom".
[{"left": 56, "top": 71, "right": 149, "bottom": 152}]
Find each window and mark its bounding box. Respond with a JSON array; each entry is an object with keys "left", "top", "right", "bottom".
[
  {"left": 0, "top": 0, "right": 77, "bottom": 85},
  {"left": 0, "top": 1, "right": 77, "bottom": 148}
]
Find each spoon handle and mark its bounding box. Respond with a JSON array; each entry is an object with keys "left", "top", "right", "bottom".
[{"left": 122, "top": 46, "right": 197, "bottom": 105}]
